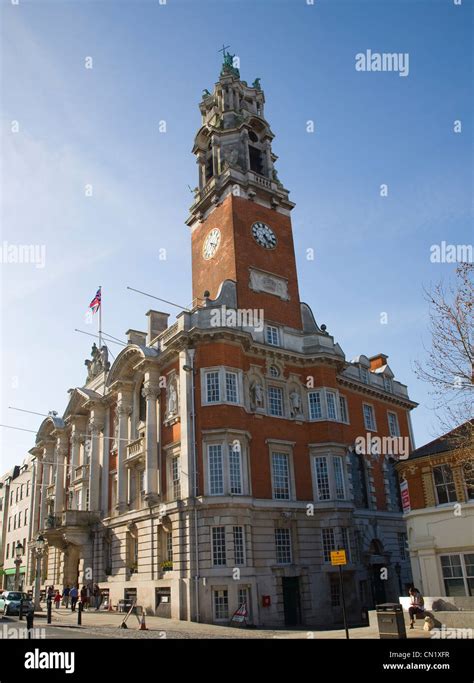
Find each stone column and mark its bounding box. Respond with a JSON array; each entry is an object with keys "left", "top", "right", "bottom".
[
  {"left": 116, "top": 393, "right": 132, "bottom": 513},
  {"left": 143, "top": 377, "right": 160, "bottom": 503},
  {"left": 54, "top": 435, "right": 68, "bottom": 516},
  {"left": 39, "top": 441, "right": 55, "bottom": 528},
  {"left": 88, "top": 408, "right": 104, "bottom": 512}
]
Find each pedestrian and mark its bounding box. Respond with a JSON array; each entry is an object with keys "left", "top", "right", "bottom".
[
  {"left": 408, "top": 586, "right": 425, "bottom": 629},
  {"left": 62, "top": 584, "right": 70, "bottom": 609},
  {"left": 53, "top": 590, "right": 61, "bottom": 609},
  {"left": 47, "top": 585, "right": 54, "bottom": 603},
  {"left": 70, "top": 586, "right": 78, "bottom": 612},
  {"left": 93, "top": 584, "right": 102, "bottom": 610},
  {"left": 80, "top": 585, "right": 88, "bottom": 610}
]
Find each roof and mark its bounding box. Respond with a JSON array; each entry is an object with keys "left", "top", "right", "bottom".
[{"left": 408, "top": 420, "right": 473, "bottom": 460}]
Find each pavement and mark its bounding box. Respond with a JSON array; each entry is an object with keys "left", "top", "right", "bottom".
[{"left": 0, "top": 607, "right": 433, "bottom": 639}]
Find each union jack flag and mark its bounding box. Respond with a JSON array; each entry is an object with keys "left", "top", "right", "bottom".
[{"left": 88, "top": 288, "right": 101, "bottom": 314}]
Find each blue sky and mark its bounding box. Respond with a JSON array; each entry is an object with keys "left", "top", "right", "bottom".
[{"left": 1, "top": 0, "right": 472, "bottom": 471}]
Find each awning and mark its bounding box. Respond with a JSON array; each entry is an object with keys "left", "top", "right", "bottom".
[{"left": 3, "top": 567, "right": 26, "bottom": 575}]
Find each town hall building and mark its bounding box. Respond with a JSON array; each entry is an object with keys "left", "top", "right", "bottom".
[{"left": 26, "top": 53, "right": 416, "bottom": 627}]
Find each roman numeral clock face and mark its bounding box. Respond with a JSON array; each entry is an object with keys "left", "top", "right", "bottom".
[
  {"left": 202, "top": 228, "right": 221, "bottom": 260},
  {"left": 252, "top": 222, "right": 277, "bottom": 249}
]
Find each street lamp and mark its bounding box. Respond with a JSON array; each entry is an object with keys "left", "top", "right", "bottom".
[
  {"left": 33, "top": 534, "right": 45, "bottom": 611},
  {"left": 14, "top": 541, "right": 24, "bottom": 591}
]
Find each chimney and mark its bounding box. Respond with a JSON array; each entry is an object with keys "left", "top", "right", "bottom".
[
  {"left": 126, "top": 329, "right": 147, "bottom": 346},
  {"left": 369, "top": 353, "right": 388, "bottom": 371},
  {"left": 146, "top": 310, "right": 170, "bottom": 344}
]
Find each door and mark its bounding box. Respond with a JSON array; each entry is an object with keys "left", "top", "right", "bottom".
[
  {"left": 282, "top": 577, "right": 301, "bottom": 626},
  {"left": 371, "top": 564, "right": 387, "bottom": 605}
]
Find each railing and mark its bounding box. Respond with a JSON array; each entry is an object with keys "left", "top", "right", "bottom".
[
  {"left": 127, "top": 437, "right": 144, "bottom": 459},
  {"left": 59, "top": 510, "right": 100, "bottom": 527},
  {"left": 250, "top": 171, "right": 272, "bottom": 189},
  {"left": 73, "top": 464, "right": 89, "bottom": 482},
  {"left": 160, "top": 322, "right": 179, "bottom": 346}
]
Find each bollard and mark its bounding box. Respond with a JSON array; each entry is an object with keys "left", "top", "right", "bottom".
[
  {"left": 78, "top": 601, "right": 83, "bottom": 625},
  {"left": 26, "top": 610, "right": 34, "bottom": 639},
  {"left": 19, "top": 599, "right": 23, "bottom": 621},
  {"left": 47, "top": 599, "right": 52, "bottom": 624}
]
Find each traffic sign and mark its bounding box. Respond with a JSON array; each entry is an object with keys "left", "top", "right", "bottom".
[{"left": 330, "top": 550, "right": 347, "bottom": 566}]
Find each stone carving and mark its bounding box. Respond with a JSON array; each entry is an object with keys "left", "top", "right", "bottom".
[
  {"left": 221, "top": 52, "right": 240, "bottom": 78},
  {"left": 289, "top": 389, "right": 303, "bottom": 419},
  {"left": 166, "top": 374, "right": 179, "bottom": 419},
  {"left": 222, "top": 144, "right": 242, "bottom": 171},
  {"left": 249, "top": 268, "right": 290, "bottom": 301},
  {"left": 252, "top": 78, "right": 262, "bottom": 90},
  {"left": 85, "top": 344, "right": 110, "bottom": 382},
  {"left": 250, "top": 381, "right": 264, "bottom": 411}
]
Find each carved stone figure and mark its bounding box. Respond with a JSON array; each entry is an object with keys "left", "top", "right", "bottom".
[
  {"left": 250, "top": 381, "right": 264, "bottom": 411},
  {"left": 289, "top": 390, "right": 303, "bottom": 418},
  {"left": 84, "top": 343, "right": 110, "bottom": 382},
  {"left": 166, "top": 376, "right": 179, "bottom": 418}
]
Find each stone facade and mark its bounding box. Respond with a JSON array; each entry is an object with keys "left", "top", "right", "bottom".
[{"left": 20, "top": 55, "right": 417, "bottom": 627}]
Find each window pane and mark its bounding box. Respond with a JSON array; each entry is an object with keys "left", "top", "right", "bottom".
[
  {"left": 363, "top": 404, "right": 376, "bottom": 431},
  {"left": 268, "top": 386, "right": 283, "bottom": 416},
  {"left": 229, "top": 444, "right": 242, "bottom": 495},
  {"left": 208, "top": 445, "right": 224, "bottom": 495},
  {"left": 206, "top": 372, "right": 220, "bottom": 403},
  {"left": 359, "top": 367, "right": 369, "bottom": 384},
  {"left": 326, "top": 392, "right": 337, "bottom": 420},
  {"left": 225, "top": 372, "right": 238, "bottom": 403},
  {"left": 233, "top": 526, "right": 245, "bottom": 566},
  {"left": 322, "top": 528, "right": 335, "bottom": 563},
  {"left": 339, "top": 396, "right": 348, "bottom": 423},
  {"left": 464, "top": 554, "right": 474, "bottom": 576},
  {"left": 275, "top": 528, "right": 292, "bottom": 564},
  {"left": 266, "top": 326, "right": 279, "bottom": 346},
  {"left": 315, "top": 456, "right": 330, "bottom": 500},
  {"left": 212, "top": 526, "right": 226, "bottom": 566},
  {"left": 272, "top": 453, "right": 290, "bottom": 500},
  {"left": 433, "top": 465, "right": 457, "bottom": 504},
  {"left": 309, "top": 391, "right": 322, "bottom": 420},
  {"left": 333, "top": 457, "right": 345, "bottom": 500},
  {"left": 388, "top": 413, "right": 400, "bottom": 437},
  {"left": 213, "top": 590, "right": 229, "bottom": 620}
]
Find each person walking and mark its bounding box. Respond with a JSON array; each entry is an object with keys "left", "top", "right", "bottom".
[
  {"left": 93, "top": 584, "right": 102, "bottom": 611},
  {"left": 80, "top": 585, "right": 88, "bottom": 610},
  {"left": 62, "top": 585, "right": 70, "bottom": 609},
  {"left": 53, "top": 590, "right": 62, "bottom": 609},
  {"left": 70, "top": 585, "right": 79, "bottom": 612}
]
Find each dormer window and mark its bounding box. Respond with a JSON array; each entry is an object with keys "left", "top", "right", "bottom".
[
  {"left": 383, "top": 376, "right": 393, "bottom": 393},
  {"left": 266, "top": 325, "right": 280, "bottom": 347},
  {"left": 359, "top": 367, "right": 369, "bottom": 384}
]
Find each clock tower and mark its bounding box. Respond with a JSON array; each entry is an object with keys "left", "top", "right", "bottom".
[{"left": 186, "top": 52, "right": 303, "bottom": 330}]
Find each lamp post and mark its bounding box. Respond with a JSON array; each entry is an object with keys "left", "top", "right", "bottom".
[
  {"left": 14, "top": 541, "right": 24, "bottom": 591},
  {"left": 33, "top": 534, "right": 45, "bottom": 611}
]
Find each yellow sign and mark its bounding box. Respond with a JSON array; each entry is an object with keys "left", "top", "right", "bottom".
[{"left": 330, "top": 550, "right": 347, "bottom": 566}]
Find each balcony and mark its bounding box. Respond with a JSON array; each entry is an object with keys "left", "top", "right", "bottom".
[
  {"left": 42, "top": 509, "right": 100, "bottom": 548},
  {"left": 46, "top": 484, "right": 55, "bottom": 498},
  {"left": 73, "top": 464, "right": 89, "bottom": 484},
  {"left": 126, "top": 437, "right": 145, "bottom": 466}
]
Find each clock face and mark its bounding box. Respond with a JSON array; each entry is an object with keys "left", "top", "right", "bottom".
[
  {"left": 202, "top": 228, "right": 221, "bottom": 260},
  {"left": 252, "top": 222, "right": 277, "bottom": 249}
]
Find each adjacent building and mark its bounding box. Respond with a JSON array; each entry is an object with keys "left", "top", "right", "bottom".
[
  {"left": 0, "top": 456, "right": 36, "bottom": 591},
  {"left": 25, "top": 54, "right": 416, "bottom": 626},
  {"left": 396, "top": 422, "right": 474, "bottom": 600}
]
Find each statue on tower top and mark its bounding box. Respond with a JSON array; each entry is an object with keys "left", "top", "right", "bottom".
[{"left": 219, "top": 43, "right": 240, "bottom": 79}]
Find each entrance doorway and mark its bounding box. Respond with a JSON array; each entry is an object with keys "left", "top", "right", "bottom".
[
  {"left": 371, "top": 564, "right": 387, "bottom": 605},
  {"left": 282, "top": 577, "right": 301, "bottom": 626}
]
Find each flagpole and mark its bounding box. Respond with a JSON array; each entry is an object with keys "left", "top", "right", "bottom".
[{"left": 98, "top": 285, "right": 102, "bottom": 349}]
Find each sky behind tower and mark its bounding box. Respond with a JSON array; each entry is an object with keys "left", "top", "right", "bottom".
[{"left": 1, "top": 0, "right": 472, "bottom": 470}]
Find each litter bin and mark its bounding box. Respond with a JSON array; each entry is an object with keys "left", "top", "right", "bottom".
[{"left": 376, "top": 603, "right": 407, "bottom": 639}]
